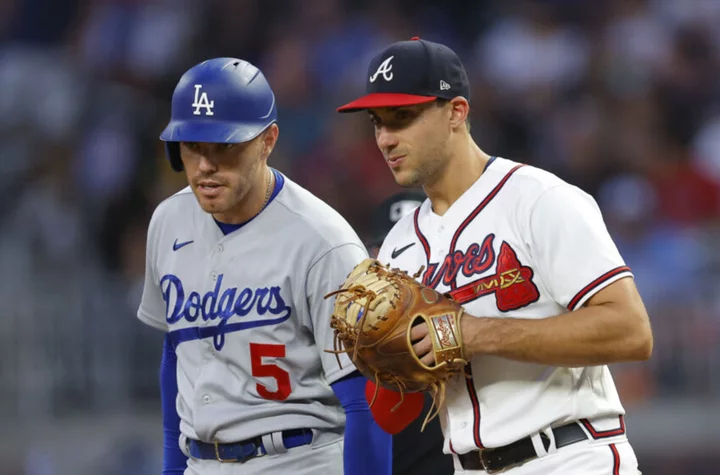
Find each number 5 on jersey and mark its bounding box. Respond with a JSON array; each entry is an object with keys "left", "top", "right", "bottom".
[{"left": 250, "top": 343, "right": 292, "bottom": 401}]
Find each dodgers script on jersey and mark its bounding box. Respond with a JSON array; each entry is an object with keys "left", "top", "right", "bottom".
[
  {"left": 137, "top": 171, "right": 366, "bottom": 444},
  {"left": 377, "top": 157, "right": 633, "bottom": 455}
]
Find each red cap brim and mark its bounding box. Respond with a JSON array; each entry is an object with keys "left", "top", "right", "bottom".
[{"left": 337, "top": 93, "right": 437, "bottom": 112}]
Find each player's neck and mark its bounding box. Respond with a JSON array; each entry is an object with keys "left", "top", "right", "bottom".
[
  {"left": 424, "top": 140, "right": 490, "bottom": 216},
  {"left": 213, "top": 166, "right": 273, "bottom": 225}
]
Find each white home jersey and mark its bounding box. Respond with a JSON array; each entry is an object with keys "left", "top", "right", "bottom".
[
  {"left": 377, "top": 157, "right": 632, "bottom": 454},
  {"left": 137, "top": 170, "right": 365, "bottom": 444}
]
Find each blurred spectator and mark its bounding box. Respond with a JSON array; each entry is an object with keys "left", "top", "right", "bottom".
[
  {"left": 474, "top": 0, "right": 590, "bottom": 103},
  {"left": 74, "top": 0, "right": 199, "bottom": 86},
  {"left": 598, "top": 173, "right": 705, "bottom": 309},
  {"left": 691, "top": 115, "right": 720, "bottom": 185}
]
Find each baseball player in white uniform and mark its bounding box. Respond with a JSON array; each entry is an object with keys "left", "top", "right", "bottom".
[
  {"left": 138, "top": 58, "right": 392, "bottom": 474},
  {"left": 337, "top": 38, "right": 653, "bottom": 474}
]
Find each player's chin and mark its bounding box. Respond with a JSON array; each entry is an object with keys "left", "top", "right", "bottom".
[
  {"left": 194, "top": 188, "right": 228, "bottom": 212},
  {"left": 390, "top": 168, "right": 420, "bottom": 188}
]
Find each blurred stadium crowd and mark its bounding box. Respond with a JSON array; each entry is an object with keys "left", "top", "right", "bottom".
[{"left": 1, "top": 0, "right": 719, "bottom": 473}]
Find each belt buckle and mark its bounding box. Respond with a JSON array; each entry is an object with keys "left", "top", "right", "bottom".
[
  {"left": 480, "top": 449, "right": 528, "bottom": 474},
  {"left": 479, "top": 450, "right": 498, "bottom": 474},
  {"left": 213, "top": 437, "right": 267, "bottom": 464},
  {"left": 214, "top": 440, "right": 238, "bottom": 463},
  {"left": 480, "top": 459, "right": 500, "bottom": 475}
]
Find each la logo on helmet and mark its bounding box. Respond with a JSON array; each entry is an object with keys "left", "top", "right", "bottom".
[
  {"left": 192, "top": 84, "right": 215, "bottom": 116},
  {"left": 370, "top": 56, "right": 394, "bottom": 82}
]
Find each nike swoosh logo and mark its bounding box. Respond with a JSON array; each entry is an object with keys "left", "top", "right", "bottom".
[
  {"left": 391, "top": 243, "right": 415, "bottom": 259},
  {"left": 173, "top": 239, "right": 194, "bottom": 251}
]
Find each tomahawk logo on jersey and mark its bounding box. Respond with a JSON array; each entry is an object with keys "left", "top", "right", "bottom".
[
  {"left": 378, "top": 157, "right": 632, "bottom": 453},
  {"left": 417, "top": 233, "right": 540, "bottom": 311}
]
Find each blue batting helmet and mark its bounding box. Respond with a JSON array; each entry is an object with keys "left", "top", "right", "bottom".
[{"left": 160, "top": 57, "right": 278, "bottom": 171}]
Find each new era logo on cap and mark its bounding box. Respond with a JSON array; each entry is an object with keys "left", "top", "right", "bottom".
[{"left": 338, "top": 37, "right": 470, "bottom": 112}]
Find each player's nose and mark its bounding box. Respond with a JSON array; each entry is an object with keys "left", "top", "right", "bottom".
[
  {"left": 197, "top": 154, "right": 218, "bottom": 173},
  {"left": 375, "top": 126, "right": 399, "bottom": 153}
]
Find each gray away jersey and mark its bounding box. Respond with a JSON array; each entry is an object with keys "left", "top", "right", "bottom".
[{"left": 137, "top": 171, "right": 365, "bottom": 443}]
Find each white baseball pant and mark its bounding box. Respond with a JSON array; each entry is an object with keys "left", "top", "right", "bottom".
[{"left": 453, "top": 438, "right": 640, "bottom": 475}]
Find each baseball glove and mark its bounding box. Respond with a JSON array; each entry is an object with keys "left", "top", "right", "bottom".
[{"left": 325, "top": 258, "right": 468, "bottom": 430}]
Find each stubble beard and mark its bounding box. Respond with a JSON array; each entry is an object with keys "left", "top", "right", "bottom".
[
  {"left": 395, "top": 150, "right": 449, "bottom": 189},
  {"left": 194, "top": 157, "right": 262, "bottom": 220}
]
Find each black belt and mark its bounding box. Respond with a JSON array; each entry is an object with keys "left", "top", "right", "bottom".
[
  {"left": 188, "top": 428, "right": 313, "bottom": 463},
  {"left": 458, "top": 422, "right": 588, "bottom": 473}
]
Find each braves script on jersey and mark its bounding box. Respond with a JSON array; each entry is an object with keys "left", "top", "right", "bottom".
[
  {"left": 138, "top": 171, "right": 366, "bottom": 444},
  {"left": 377, "top": 157, "right": 632, "bottom": 455}
]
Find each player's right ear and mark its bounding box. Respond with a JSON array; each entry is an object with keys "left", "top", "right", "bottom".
[
  {"left": 448, "top": 97, "right": 469, "bottom": 132},
  {"left": 260, "top": 123, "right": 280, "bottom": 160}
]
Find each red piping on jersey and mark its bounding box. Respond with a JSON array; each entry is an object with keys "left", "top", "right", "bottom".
[
  {"left": 581, "top": 415, "right": 626, "bottom": 439},
  {"left": 413, "top": 164, "right": 526, "bottom": 290},
  {"left": 414, "top": 206, "right": 431, "bottom": 268},
  {"left": 609, "top": 444, "right": 621, "bottom": 475},
  {"left": 464, "top": 365, "right": 484, "bottom": 449},
  {"left": 567, "top": 266, "right": 631, "bottom": 310},
  {"left": 448, "top": 164, "right": 525, "bottom": 265}
]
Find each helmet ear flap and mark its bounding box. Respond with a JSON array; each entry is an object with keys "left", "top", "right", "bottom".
[{"left": 165, "top": 142, "right": 183, "bottom": 172}]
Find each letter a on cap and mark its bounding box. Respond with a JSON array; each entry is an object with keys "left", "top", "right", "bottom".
[{"left": 370, "top": 56, "right": 394, "bottom": 83}]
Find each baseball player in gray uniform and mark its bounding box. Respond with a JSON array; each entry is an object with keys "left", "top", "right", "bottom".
[{"left": 137, "top": 58, "right": 392, "bottom": 474}]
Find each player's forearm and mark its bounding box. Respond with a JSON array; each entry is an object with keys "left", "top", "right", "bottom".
[
  {"left": 462, "top": 302, "right": 653, "bottom": 367},
  {"left": 160, "top": 336, "right": 188, "bottom": 472},
  {"left": 332, "top": 374, "right": 392, "bottom": 475}
]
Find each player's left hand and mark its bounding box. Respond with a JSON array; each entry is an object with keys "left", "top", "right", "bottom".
[{"left": 410, "top": 322, "right": 436, "bottom": 366}]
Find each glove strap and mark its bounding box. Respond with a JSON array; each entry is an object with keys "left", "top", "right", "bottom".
[{"left": 429, "top": 309, "right": 465, "bottom": 365}]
